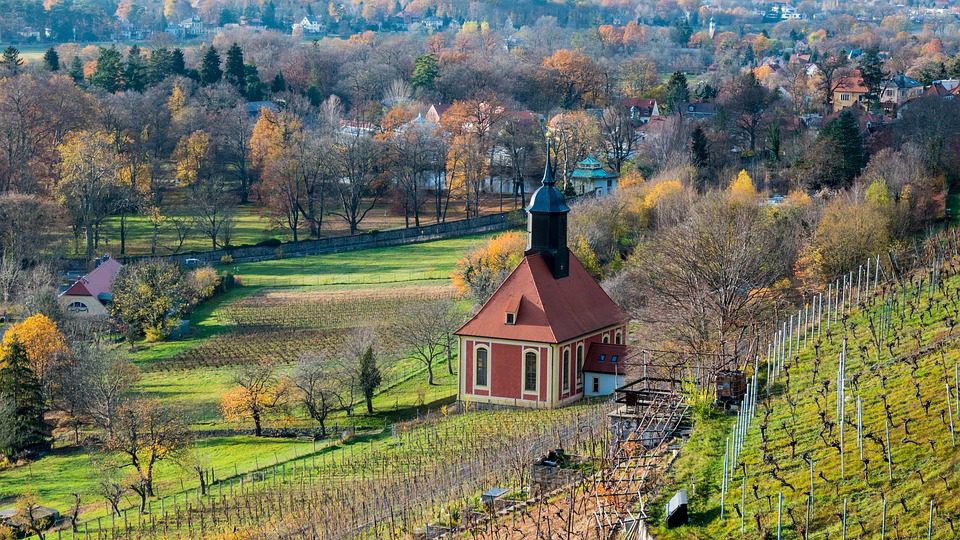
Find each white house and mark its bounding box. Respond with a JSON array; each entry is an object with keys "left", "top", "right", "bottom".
[{"left": 58, "top": 256, "right": 122, "bottom": 317}]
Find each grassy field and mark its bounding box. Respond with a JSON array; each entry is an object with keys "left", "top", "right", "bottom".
[
  {"left": 648, "top": 260, "right": 960, "bottom": 539},
  {"left": 1, "top": 233, "right": 489, "bottom": 524}
]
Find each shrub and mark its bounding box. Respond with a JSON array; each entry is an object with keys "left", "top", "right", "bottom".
[
  {"left": 187, "top": 267, "right": 221, "bottom": 304},
  {"left": 220, "top": 254, "right": 234, "bottom": 265},
  {"left": 274, "top": 247, "right": 285, "bottom": 259},
  {"left": 254, "top": 238, "right": 282, "bottom": 248}
]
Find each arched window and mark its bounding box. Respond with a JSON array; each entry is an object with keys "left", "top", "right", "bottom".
[
  {"left": 576, "top": 344, "right": 583, "bottom": 388},
  {"left": 615, "top": 330, "right": 623, "bottom": 345},
  {"left": 524, "top": 351, "right": 538, "bottom": 393},
  {"left": 475, "top": 347, "right": 489, "bottom": 387},
  {"left": 562, "top": 349, "right": 570, "bottom": 392},
  {"left": 603, "top": 334, "right": 610, "bottom": 344},
  {"left": 66, "top": 301, "right": 89, "bottom": 314}
]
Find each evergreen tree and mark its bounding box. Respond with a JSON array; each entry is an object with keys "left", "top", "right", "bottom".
[
  {"left": 262, "top": 1, "right": 277, "bottom": 28},
  {"left": 199, "top": 45, "right": 222, "bottom": 85},
  {"left": 224, "top": 43, "right": 245, "bottom": 89},
  {"left": 670, "top": 17, "right": 693, "bottom": 45},
  {"left": 821, "top": 110, "right": 865, "bottom": 187},
  {"left": 766, "top": 123, "right": 781, "bottom": 163},
  {"left": 219, "top": 6, "right": 237, "bottom": 25},
  {"left": 664, "top": 71, "right": 690, "bottom": 114},
  {"left": 171, "top": 48, "right": 186, "bottom": 75},
  {"left": 43, "top": 47, "right": 59, "bottom": 71},
  {"left": 690, "top": 126, "right": 709, "bottom": 170},
  {"left": 0, "top": 340, "right": 50, "bottom": 458},
  {"left": 0, "top": 46, "right": 23, "bottom": 75},
  {"left": 124, "top": 45, "right": 147, "bottom": 92},
  {"left": 358, "top": 346, "right": 381, "bottom": 414},
  {"left": 411, "top": 54, "right": 438, "bottom": 90},
  {"left": 90, "top": 46, "right": 124, "bottom": 92},
  {"left": 244, "top": 64, "right": 264, "bottom": 100},
  {"left": 858, "top": 47, "right": 885, "bottom": 108},
  {"left": 270, "top": 71, "right": 286, "bottom": 93},
  {"left": 148, "top": 47, "right": 172, "bottom": 84},
  {"left": 68, "top": 56, "right": 84, "bottom": 84}
]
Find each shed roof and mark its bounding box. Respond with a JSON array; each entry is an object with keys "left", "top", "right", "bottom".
[{"left": 583, "top": 342, "right": 628, "bottom": 374}]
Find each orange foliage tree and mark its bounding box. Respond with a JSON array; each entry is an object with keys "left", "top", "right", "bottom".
[
  {"left": 221, "top": 361, "right": 288, "bottom": 436},
  {"left": 452, "top": 231, "right": 527, "bottom": 303},
  {"left": 1, "top": 313, "right": 68, "bottom": 392}
]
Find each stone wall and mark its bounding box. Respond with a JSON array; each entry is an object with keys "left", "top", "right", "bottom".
[{"left": 115, "top": 211, "right": 521, "bottom": 266}]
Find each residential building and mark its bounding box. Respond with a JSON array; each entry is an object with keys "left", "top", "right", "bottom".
[
  {"left": 58, "top": 256, "right": 122, "bottom": 316},
  {"left": 880, "top": 73, "right": 924, "bottom": 110},
  {"left": 832, "top": 70, "right": 869, "bottom": 112},
  {"left": 570, "top": 155, "right": 619, "bottom": 196}
]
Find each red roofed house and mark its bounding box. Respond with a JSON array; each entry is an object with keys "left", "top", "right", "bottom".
[
  {"left": 59, "top": 255, "right": 122, "bottom": 316},
  {"left": 456, "top": 159, "right": 628, "bottom": 408}
]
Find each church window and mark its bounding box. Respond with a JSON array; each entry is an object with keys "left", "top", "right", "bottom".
[
  {"left": 524, "top": 351, "right": 538, "bottom": 393},
  {"left": 475, "top": 347, "right": 489, "bottom": 387}
]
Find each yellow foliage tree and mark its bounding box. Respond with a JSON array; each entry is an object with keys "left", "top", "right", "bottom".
[
  {"left": 572, "top": 234, "right": 602, "bottom": 278},
  {"left": 784, "top": 189, "right": 812, "bottom": 206},
  {"left": 642, "top": 179, "right": 683, "bottom": 210},
  {"left": 173, "top": 130, "right": 212, "bottom": 186},
  {"left": 452, "top": 231, "right": 526, "bottom": 303},
  {"left": 729, "top": 169, "right": 757, "bottom": 200},
  {"left": 1, "top": 313, "right": 68, "bottom": 390},
  {"left": 619, "top": 170, "right": 645, "bottom": 190}
]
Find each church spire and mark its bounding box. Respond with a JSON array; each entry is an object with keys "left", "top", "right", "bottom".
[{"left": 526, "top": 143, "right": 569, "bottom": 279}]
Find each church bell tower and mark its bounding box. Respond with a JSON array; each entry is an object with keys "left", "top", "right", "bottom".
[{"left": 525, "top": 153, "right": 570, "bottom": 279}]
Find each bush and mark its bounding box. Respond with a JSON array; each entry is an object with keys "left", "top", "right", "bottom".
[
  {"left": 218, "top": 272, "right": 236, "bottom": 292},
  {"left": 274, "top": 247, "right": 285, "bottom": 259},
  {"left": 220, "top": 254, "right": 234, "bottom": 265},
  {"left": 186, "top": 267, "right": 221, "bottom": 304}
]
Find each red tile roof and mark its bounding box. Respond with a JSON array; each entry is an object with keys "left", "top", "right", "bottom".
[
  {"left": 835, "top": 70, "right": 869, "bottom": 94},
  {"left": 456, "top": 252, "right": 628, "bottom": 343},
  {"left": 583, "top": 342, "right": 628, "bottom": 374},
  {"left": 62, "top": 257, "right": 122, "bottom": 298}
]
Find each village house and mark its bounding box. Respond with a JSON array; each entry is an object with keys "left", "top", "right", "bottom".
[
  {"left": 456, "top": 159, "right": 629, "bottom": 409},
  {"left": 570, "top": 155, "right": 619, "bottom": 196},
  {"left": 832, "top": 70, "right": 869, "bottom": 112},
  {"left": 880, "top": 73, "right": 924, "bottom": 111},
  {"left": 58, "top": 255, "right": 122, "bottom": 316},
  {"left": 622, "top": 98, "right": 660, "bottom": 124},
  {"left": 293, "top": 16, "right": 323, "bottom": 34}
]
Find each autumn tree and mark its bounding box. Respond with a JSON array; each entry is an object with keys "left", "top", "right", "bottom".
[
  {"left": 71, "top": 340, "right": 139, "bottom": 437},
  {"left": 57, "top": 131, "right": 122, "bottom": 261},
  {"left": 542, "top": 49, "right": 607, "bottom": 107},
  {"left": 805, "top": 198, "right": 889, "bottom": 280},
  {"left": 108, "top": 399, "right": 188, "bottom": 512},
  {"left": 1, "top": 314, "right": 68, "bottom": 399},
  {"left": 111, "top": 261, "right": 187, "bottom": 342},
  {"left": 0, "top": 340, "right": 50, "bottom": 458},
  {"left": 452, "top": 231, "right": 526, "bottom": 303},
  {"left": 549, "top": 111, "right": 601, "bottom": 192},
  {"left": 174, "top": 130, "right": 232, "bottom": 249},
  {"left": 250, "top": 109, "right": 307, "bottom": 240},
  {"left": 619, "top": 55, "right": 658, "bottom": 98},
  {"left": 9, "top": 492, "right": 52, "bottom": 540},
  {"left": 720, "top": 72, "right": 778, "bottom": 153},
  {"left": 221, "top": 360, "right": 287, "bottom": 436}
]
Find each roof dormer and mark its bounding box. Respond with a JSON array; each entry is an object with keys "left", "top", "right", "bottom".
[{"left": 505, "top": 294, "right": 521, "bottom": 325}]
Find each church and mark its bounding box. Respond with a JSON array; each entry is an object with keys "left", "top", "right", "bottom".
[{"left": 456, "top": 159, "right": 629, "bottom": 408}]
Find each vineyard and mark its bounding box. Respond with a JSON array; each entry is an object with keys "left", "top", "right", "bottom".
[
  {"left": 649, "top": 229, "right": 960, "bottom": 539},
  {"left": 55, "top": 402, "right": 614, "bottom": 539},
  {"left": 147, "top": 286, "right": 457, "bottom": 380}
]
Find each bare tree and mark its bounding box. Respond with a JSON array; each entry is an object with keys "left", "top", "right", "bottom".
[
  {"left": 599, "top": 105, "right": 639, "bottom": 173},
  {"left": 75, "top": 342, "right": 140, "bottom": 437},
  {"left": 331, "top": 132, "right": 382, "bottom": 234},
  {"left": 107, "top": 399, "right": 188, "bottom": 512},
  {"left": 393, "top": 300, "right": 456, "bottom": 385},
  {"left": 292, "top": 352, "right": 341, "bottom": 435}
]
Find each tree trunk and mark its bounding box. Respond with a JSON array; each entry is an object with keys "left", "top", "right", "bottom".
[
  {"left": 427, "top": 361, "right": 434, "bottom": 386},
  {"left": 365, "top": 393, "right": 373, "bottom": 414},
  {"left": 84, "top": 224, "right": 94, "bottom": 261},
  {"left": 119, "top": 213, "right": 127, "bottom": 256},
  {"left": 252, "top": 411, "right": 262, "bottom": 437}
]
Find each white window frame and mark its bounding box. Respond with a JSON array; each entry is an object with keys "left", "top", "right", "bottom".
[
  {"left": 474, "top": 345, "right": 490, "bottom": 389},
  {"left": 522, "top": 349, "right": 539, "bottom": 395},
  {"left": 66, "top": 301, "right": 89, "bottom": 313},
  {"left": 576, "top": 343, "right": 584, "bottom": 389},
  {"left": 615, "top": 330, "right": 623, "bottom": 345},
  {"left": 561, "top": 347, "right": 570, "bottom": 392}
]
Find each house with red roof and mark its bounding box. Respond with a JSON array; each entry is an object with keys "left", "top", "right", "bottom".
[
  {"left": 456, "top": 159, "right": 628, "bottom": 408},
  {"left": 58, "top": 255, "right": 122, "bottom": 316}
]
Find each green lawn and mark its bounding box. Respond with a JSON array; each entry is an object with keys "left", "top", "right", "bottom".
[{"left": 227, "top": 233, "right": 493, "bottom": 286}]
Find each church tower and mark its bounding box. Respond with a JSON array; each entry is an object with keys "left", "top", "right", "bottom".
[{"left": 525, "top": 155, "right": 570, "bottom": 279}]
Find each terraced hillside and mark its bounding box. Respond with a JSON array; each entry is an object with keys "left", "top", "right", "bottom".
[{"left": 650, "top": 239, "right": 960, "bottom": 539}]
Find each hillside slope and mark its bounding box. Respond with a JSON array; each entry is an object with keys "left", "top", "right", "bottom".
[{"left": 649, "top": 247, "right": 960, "bottom": 539}]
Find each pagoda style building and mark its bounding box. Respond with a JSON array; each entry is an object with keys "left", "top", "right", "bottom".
[
  {"left": 570, "top": 155, "right": 619, "bottom": 196},
  {"left": 456, "top": 158, "right": 628, "bottom": 408}
]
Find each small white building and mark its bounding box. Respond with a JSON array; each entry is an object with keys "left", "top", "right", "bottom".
[
  {"left": 582, "top": 343, "right": 628, "bottom": 397},
  {"left": 294, "top": 16, "right": 323, "bottom": 33},
  {"left": 58, "top": 256, "right": 122, "bottom": 317}
]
